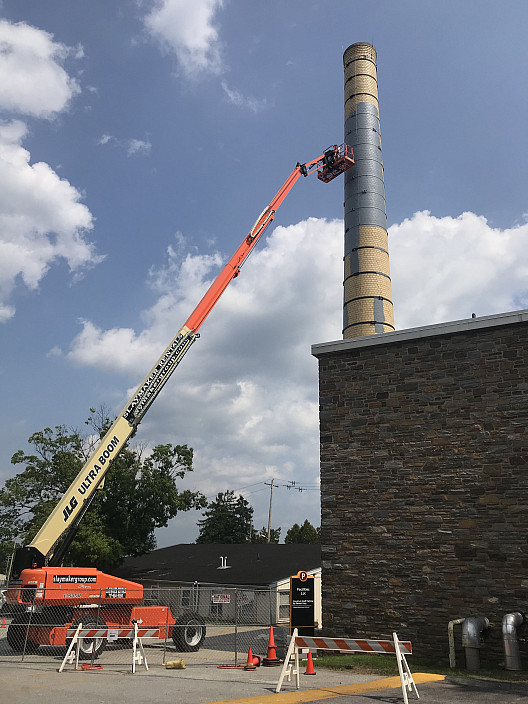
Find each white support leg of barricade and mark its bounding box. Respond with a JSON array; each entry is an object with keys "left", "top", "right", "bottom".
[
  {"left": 132, "top": 621, "right": 148, "bottom": 673},
  {"left": 275, "top": 628, "right": 300, "bottom": 694},
  {"left": 393, "top": 632, "right": 419, "bottom": 703},
  {"left": 59, "top": 623, "right": 82, "bottom": 672}
]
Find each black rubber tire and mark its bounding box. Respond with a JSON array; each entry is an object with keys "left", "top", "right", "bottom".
[
  {"left": 6, "top": 614, "right": 40, "bottom": 654},
  {"left": 67, "top": 620, "right": 107, "bottom": 660},
  {"left": 172, "top": 611, "right": 206, "bottom": 652}
]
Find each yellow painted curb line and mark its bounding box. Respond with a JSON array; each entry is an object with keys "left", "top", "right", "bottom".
[{"left": 207, "top": 672, "right": 445, "bottom": 704}]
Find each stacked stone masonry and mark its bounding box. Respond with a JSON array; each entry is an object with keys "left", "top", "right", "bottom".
[{"left": 315, "top": 317, "right": 528, "bottom": 665}]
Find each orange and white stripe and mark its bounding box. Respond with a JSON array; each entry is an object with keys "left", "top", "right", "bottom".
[
  {"left": 295, "top": 635, "right": 412, "bottom": 655},
  {"left": 66, "top": 627, "right": 159, "bottom": 639}
]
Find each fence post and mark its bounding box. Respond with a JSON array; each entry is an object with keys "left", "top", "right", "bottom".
[
  {"left": 162, "top": 597, "right": 170, "bottom": 665},
  {"left": 21, "top": 588, "right": 36, "bottom": 662},
  {"left": 96, "top": 588, "right": 103, "bottom": 625},
  {"left": 234, "top": 589, "right": 238, "bottom": 666}
]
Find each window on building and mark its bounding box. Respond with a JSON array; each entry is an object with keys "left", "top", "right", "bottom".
[
  {"left": 278, "top": 590, "right": 290, "bottom": 621},
  {"left": 144, "top": 584, "right": 159, "bottom": 605},
  {"left": 210, "top": 602, "right": 223, "bottom": 618},
  {"left": 181, "top": 589, "right": 192, "bottom": 608}
]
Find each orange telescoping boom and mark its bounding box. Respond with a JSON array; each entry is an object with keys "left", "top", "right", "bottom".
[{"left": 6, "top": 144, "right": 353, "bottom": 657}]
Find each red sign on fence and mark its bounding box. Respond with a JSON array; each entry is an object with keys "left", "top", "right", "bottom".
[{"left": 212, "top": 593, "right": 231, "bottom": 604}]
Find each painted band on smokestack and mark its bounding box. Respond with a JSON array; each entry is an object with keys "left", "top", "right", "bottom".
[{"left": 343, "top": 42, "right": 394, "bottom": 338}]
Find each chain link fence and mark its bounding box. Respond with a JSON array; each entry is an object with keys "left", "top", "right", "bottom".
[{"left": 0, "top": 586, "right": 290, "bottom": 669}]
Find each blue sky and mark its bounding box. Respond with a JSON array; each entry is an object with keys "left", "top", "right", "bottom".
[{"left": 0, "top": 1, "right": 527, "bottom": 547}]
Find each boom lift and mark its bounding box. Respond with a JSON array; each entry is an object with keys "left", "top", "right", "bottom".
[{"left": 6, "top": 144, "right": 353, "bottom": 657}]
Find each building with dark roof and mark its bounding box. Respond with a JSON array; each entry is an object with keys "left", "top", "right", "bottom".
[{"left": 116, "top": 543, "right": 321, "bottom": 627}]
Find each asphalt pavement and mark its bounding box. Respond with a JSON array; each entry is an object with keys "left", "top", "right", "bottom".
[
  {"left": 1, "top": 658, "right": 527, "bottom": 704},
  {"left": 0, "top": 659, "right": 384, "bottom": 704}
]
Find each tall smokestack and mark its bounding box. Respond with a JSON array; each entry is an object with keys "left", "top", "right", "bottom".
[{"left": 343, "top": 43, "right": 394, "bottom": 338}]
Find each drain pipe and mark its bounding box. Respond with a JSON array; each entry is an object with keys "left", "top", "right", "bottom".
[
  {"left": 503, "top": 612, "right": 525, "bottom": 671},
  {"left": 461, "top": 616, "right": 490, "bottom": 673}
]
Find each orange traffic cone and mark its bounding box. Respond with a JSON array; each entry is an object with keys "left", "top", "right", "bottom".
[
  {"left": 244, "top": 646, "right": 257, "bottom": 670},
  {"left": 304, "top": 650, "right": 316, "bottom": 675},
  {"left": 0, "top": 617, "right": 5, "bottom": 629},
  {"left": 262, "top": 626, "right": 281, "bottom": 666}
]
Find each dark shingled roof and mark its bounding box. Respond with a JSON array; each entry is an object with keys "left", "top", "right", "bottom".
[{"left": 115, "top": 543, "right": 321, "bottom": 587}]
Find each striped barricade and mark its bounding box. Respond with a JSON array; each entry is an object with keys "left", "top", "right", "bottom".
[
  {"left": 60, "top": 623, "right": 158, "bottom": 673},
  {"left": 294, "top": 635, "right": 412, "bottom": 655},
  {"left": 276, "top": 629, "right": 417, "bottom": 702},
  {"left": 65, "top": 627, "right": 160, "bottom": 640}
]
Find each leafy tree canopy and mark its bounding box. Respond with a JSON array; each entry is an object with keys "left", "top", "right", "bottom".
[
  {"left": 0, "top": 409, "right": 205, "bottom": 572},
  {"left": 196, "top": 490, "right": 254, "bottom": 544},
  {"left": 285, "top": 519, "right": 320, "bottom": 544},
  {"left": 250, "top": 526, "right": 281, "bottom": 544}
]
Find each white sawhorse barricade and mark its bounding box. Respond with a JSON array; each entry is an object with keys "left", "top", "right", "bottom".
[
  {"left": 59, "top": 622, "right": 160, "bottom": 673},
  {"left": 276, "top": 629, "right": 419, "bottom": 703}
]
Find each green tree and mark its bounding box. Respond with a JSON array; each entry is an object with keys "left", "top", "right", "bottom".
[
  {"left": 285, "top": 519, "right": 320, "bottom": 544},
  {"left": 0, "top": 412, "right": 205, "bottom": 570},
  {"left": 196, "top": 490, "right": 253, "bottom": 543},
  {"left": 250, "top": 526, "right": 281, "bottom": 544},
  {"left": 0, "top": 529, "right": 16, "bottom": 580}
]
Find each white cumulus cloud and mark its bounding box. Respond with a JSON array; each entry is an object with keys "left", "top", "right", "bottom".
[
  {"left": 127, "top": 138, "right": 152, "bottom": 156},
  {"left": 97, "top": 133, "right": 152, "bottom": 157},
  {"left": 65, "top": 211, "right": 528, "bottom": 540},
  {"left": 144, "top": 0, "right": 224, "bottom": 77},
  {"left": 0, "top": 120, "right": 100, "bottom": 322},
  {"left": 143, "top": 1, "right": 266, "bottom": 113},
  {"left": 221, "top": 81, "right": 267, "bottom": 113},
  {"left": 68, "top": 319, "right": 160, "bottom": 375},
  {"left": 389, "top": 210, "right": 528, "bottom": 329},
  {"left": 0, "top": 19, "right": 101, "bottom": 322},
  {"left": 0, "top": 19, "right": 81, "bottom": 118}
]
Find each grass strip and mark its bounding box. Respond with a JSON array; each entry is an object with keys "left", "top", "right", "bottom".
[{"left": 306, "top": 652, "right": 528, "bottom": 682}]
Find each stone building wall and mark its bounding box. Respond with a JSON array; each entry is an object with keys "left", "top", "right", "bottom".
[{"left": 312, "top": 311, "right": 528, "bottom": 664}]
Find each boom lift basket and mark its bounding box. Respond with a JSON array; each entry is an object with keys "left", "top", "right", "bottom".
[{"left": 317, "top": 143, "right": 354, "bottom": 183}]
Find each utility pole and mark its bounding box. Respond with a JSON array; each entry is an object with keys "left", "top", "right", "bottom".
[{"left": 265, "top": 479, "right": 275, "bottom": 543}]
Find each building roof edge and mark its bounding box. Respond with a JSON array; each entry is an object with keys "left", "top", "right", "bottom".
[{"left": 312, "top": 309, "right": 528, "bottom": 357}]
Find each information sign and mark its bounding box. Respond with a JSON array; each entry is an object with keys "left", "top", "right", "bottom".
[
  {"left": 212, "top": 593, "right": 231, "bottom": 604},
  {"left": 290, "top": 570, "right": 315, "bottom": 636}
]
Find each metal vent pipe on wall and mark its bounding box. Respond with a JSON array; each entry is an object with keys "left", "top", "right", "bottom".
[
  {"left": 503, "top": 611, "right": 525, "bottom": 671},
  {"left": 343, "top": 43, "right": 394, "bottom": 339},
  {"left": 461, "top": 616, "right": 490, "bottom": 673}
]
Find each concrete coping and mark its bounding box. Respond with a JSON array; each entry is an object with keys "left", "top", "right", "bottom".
[{"left": 311, "top": 308, "right": 528, "bottom": 357}]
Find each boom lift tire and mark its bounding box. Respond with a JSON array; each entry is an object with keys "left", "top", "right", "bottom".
[
  {"left": 6, "top": 613, "right": 40, "bottom": 654},
  {"left": 172, "top": 611, "right": 206, "bottom": 652},
  {"left": 67, "top": 619, "right": 107, "bottom": 660}
]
